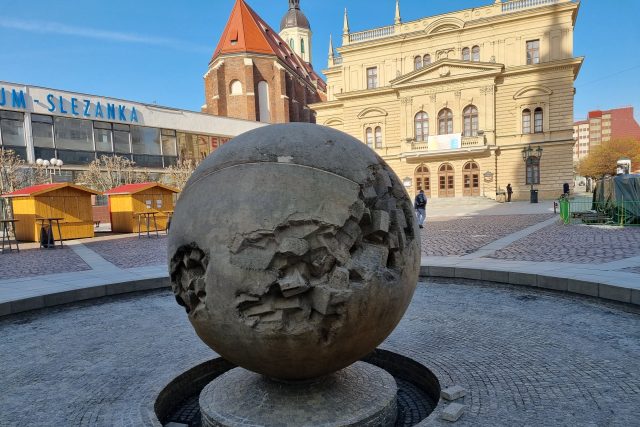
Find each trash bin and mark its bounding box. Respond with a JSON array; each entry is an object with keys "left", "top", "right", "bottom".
[
  {"left": 559, "top": 198, "right": 570, "bottom": 224},
  {"left": 530, "top": 189, "right": 539, "bottom": 204}
]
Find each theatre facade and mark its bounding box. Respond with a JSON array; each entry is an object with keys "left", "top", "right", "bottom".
[
  {"left": 0, "top": 81, "right": 263, "bottom": 181},
  {"left": 312, "top": 0, "right": 583, "bottom": 201}
]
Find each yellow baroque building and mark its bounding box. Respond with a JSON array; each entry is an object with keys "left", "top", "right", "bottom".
[{"left": 310, "top": 0, "right": 583, "bottom": 201}]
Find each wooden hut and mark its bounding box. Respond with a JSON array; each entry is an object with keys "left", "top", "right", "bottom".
[
  {"left": 105, "top": 183, "right": 179, "bottom": 233},
  {"left": 2, "top": 183, "right": 101, "bottom": 242}
]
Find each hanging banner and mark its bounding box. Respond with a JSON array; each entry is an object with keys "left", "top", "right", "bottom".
[{"left": 428, "top": 134, "right": 461, "bottom": 151}]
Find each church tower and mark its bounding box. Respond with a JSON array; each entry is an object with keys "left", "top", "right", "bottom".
[{"left": 279, "top": 0, "right": 312, "bottom": 63}]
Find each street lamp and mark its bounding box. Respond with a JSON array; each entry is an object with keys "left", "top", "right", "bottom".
[
  {"left": 36, "top": 158, "right": 64, "bottom": 182},
  {"left": 521, "top": 145, "right": 543, "bottom": 203}
]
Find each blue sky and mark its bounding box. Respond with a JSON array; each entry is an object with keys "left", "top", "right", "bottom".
[{"left": 0, "top": 0, "right": 638, "bottom": 120}]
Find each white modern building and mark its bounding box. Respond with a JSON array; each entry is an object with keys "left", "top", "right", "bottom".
[{"left": 0, "top": 81, "right": 264, "bottom": 181}]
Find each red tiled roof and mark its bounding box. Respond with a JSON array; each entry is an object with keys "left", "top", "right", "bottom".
[
  {"left": 2, "top": 183, "right": 101, "bottom": 197},
  {"left": 211, "top": 0, "right": 325, "bottom": 92},
  {"left": 104, "top": 182, "right": 179, "bottom": 195}
]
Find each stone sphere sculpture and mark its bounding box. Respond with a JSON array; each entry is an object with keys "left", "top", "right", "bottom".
[{"left": 168, "top": 123, "right": 420, "bottom": 381}]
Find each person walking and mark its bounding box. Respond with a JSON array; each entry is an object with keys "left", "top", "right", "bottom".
[
  {"left": 414, "top": 190, "right": 427, "bottom": 229},
  {"left": 506, "top": 184, "right": 513, "bottom": 203}
]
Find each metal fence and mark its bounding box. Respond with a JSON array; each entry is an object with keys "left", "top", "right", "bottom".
[{"left": 559, "top": 198, "right": 640, "bottom": 226}]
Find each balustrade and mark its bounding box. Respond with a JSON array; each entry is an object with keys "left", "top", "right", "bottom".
[
  {"left": 502, "top": 0, "right": 559, "bottom": 13},
  {"left": 349, "top": 26, "right": 395, "bottom": 44}
]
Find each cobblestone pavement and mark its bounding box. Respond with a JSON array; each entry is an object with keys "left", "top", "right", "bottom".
[
  {"left": 84, "top": 236, "right": 167, "bottom": 269},
  {"left": 488, "top": 223, "right": 640, "bottom": 264},
  {"left": 0, "top": 247, "right": 90, "bottom": 279},
  {"left": 421, "top": 214, "right": 554, "bottom": 257},
  {"left": 0, "top": 280, "right": 638, "bottom": 426}
]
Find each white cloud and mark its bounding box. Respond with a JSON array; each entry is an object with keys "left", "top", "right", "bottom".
[{"left": 0, "top": 18, "right": 209, "bottom": 53}]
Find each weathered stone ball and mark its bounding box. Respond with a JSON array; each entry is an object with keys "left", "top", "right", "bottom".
[{"left": 168, "top": 123, "right": 420, "bottom": 380}]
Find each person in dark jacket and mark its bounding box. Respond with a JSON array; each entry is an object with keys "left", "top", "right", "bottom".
[
  {"left": 506, "top": 184, "right": 513, "bottom": 203},
  {"left": 414, "top": 190, "right": 427, "bottom": 229}
]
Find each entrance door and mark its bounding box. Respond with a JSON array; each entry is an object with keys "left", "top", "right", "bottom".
[
  {"left": 415, "top": 164, "right": 431, "bottom": 197},
  {"left": 463, "top": 161, "right": 480, "bottom": 196},
  {"left": 438, "top": 163, "right": 455, "bottom": 197}
]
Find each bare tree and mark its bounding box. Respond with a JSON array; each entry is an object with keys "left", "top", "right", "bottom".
[
  {"left": 78, "top": 155, "right": 141, "bottom": 192},
  {"left": 0, "top": 148, "right": 48, "bottom": 218},
  {"left": 164, "top": 159, "right": 198, "bottom": 190}
]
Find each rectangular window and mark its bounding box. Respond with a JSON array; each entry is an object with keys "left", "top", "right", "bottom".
[
  {"left": 53, "top": 117, "right": 93, "bottom": 151},
  {"left": 367, "top": 67, "right": 378, "bottom": 89},
  {"left": 161, "top": 129, "right": 177, "bottom": 157},
  {"left": 94, "top": 122, "right": 113, "bottom": 153},
  {"left": 526, "top": 40, "right": 540, "bottom": 65},
  {"left": 0, "top": 111, "right": 25, "bottom": 147},
  {"left": 113, "top": 124, "right": 131, "bottom": 155},
  {"left": 526, "top": 158, "right": 540, "bottom": 185},
  {"left": 31, "top": 115, "right": 54, "bottom": 148},
  {"left": 131, "top": 126, "right": 161, "bottom": 155}
]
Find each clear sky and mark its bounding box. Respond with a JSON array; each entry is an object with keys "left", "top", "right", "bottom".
[{"left": 1, "top": 0, "right": 638, "bottom": 121}]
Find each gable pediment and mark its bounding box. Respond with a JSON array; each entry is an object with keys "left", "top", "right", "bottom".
[{"left": 391, "top": 59, "right": 503, "bottom": 88}]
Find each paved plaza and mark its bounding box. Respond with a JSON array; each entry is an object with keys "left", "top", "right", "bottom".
[
  {"left": 0, "top": 280, "right": 638, "bottom": 426},
  {"left": 0, "top": 199, "right": 639, "bottom": 426}
]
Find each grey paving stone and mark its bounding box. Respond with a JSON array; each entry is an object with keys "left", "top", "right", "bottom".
[
  {"left": 1, "top": 279, "right": 639, "bottom": 426},
  {"left": 9, "top": 296, "right": 44, "bottom": 315},
  {"left": 441, "top": 385, "right": 466, "bottom": 401},
  {"left": 430, "top": 266, "right": 455, "bottom": 278},
  {"left": 454, "top": 268, "right": 482, "bottom": 280},
  {"left": 480, "top": 269, "right": 509, "bottom": 283},
  {"left": 632, "top": 290, "right": 640, "bottom": 306},
  {"left": 0, "top": 302, "right": 10, "bottom": 317},
  {"left": 441, "top": 403, "right": 465, "bottom": 422},
  {"left": 42, "top": 286, "right": 107, "bottom": 307},
  {"left": 508, "top": 272, "right": 538, "bottom": 287},
  {"left": 537, "top": 275, "right": 568, "bottom": 292},
  {"left": 599, "top": 284, "right": 632, "bottom": 304},
  {"left": 568, "top": 279, "right": 599, "bottom": 297}
]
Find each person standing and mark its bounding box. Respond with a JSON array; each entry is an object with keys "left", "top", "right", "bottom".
[
  {"left": 506, "top": 184, "right": 513, "bottom": 203},
  {"left": 414, "top": 190, "right": 427, "bottom": 229}
]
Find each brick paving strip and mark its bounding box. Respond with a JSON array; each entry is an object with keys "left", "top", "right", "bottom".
[{"left": 423, "top": 216, "right": 640, "bottom": 305}]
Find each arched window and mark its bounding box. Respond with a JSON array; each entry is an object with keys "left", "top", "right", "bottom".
[
  {"left": 522, "top": 109, "right": 532, "bottom": 134},
  {"left": 423, "top": 54, "right": 431, "bottom": 66},
  {"left": 257, "top": 81, "right": 270, "bottom": 123},
  {"left": 462, "top": 47, "right": 470, "bottom": 61},
  {"left": 415, "top": 164, "right": 431, "bottom": 196},
  {"left": 415, "top": 111, "right": 429, "bottom": 142},
  {"left": 471, "top": 45, "right": 480, "bottom": 62},
  {"left": 438, "top": 108, "right": 453, "bottom": 135},
  {"left": 230, "top": 80, "right": 242, "bottom": 95},
  {"left": 289, "top": 38, "right": 295, "bottom": 50},
  {"left": 414, "top": 56, "right": 423, "bottom": 70},
  {"left": 526, "top": 157, "right": 540, "bottom": 185},
  {"left": 300, "top": 38, "right": 305, "bottom": 54},
  {"left": 375, "top": 126, "right": 383, "bottom": 148},
  {"left": 534, "top": 108, "right": 543, "bottom": 133},
  {"left": 365, "top": 127, "right": 373, "bottom": 148},
  {"left": 463, "top": 105, "right": 479, "bottom": 137}
]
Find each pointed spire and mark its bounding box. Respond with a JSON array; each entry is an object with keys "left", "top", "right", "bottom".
[
  {"left": 343, "top": 8, "right": 350, "bottom": 35},
  {"left": 395, "top": 0, "right": 401, "bottom": 25},
  {"left": 328, "top": 34, "right": 334, "bottom": 59}
]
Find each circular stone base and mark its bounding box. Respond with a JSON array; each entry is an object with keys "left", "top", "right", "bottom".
[{"left": 199, "top": 362, "right": 398, "bottom": 427}]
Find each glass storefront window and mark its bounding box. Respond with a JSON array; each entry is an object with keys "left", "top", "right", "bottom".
[
  {"left": 0, "top": 111, "right": 25, "bottom": 147},
  {"left": 113, "top": 124, "right": 131, "bottom": 154},
  {"left": 94, "top": 121, "right": 113, "bottom": 153},
  {"left": 54, "top": 117, "right": 93, "bottom": 151},
  {"left": 32, "top": 115, "right": 54, "bottom": 148},
  {"left": 161, "top": 129, "right": 177, "bottom": 156},
  {"left": 131, "top": 126, "right": 161, "bottom": 155}
]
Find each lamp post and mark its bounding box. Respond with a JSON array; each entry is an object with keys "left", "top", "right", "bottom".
[
  {"left": 36, "top": 158, "right": 64, "bottom": 183},
  {"left": 521, "top": 145, "right": 543, "bottom": 203}
]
